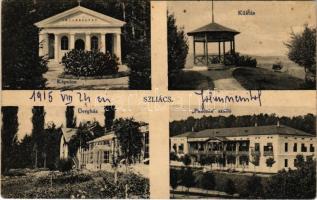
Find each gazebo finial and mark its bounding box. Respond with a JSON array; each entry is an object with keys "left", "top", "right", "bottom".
[
  {"left": 78, "top": 0, "right": 81, "bottom": 6},
  {"left": 211, "top": 0, "right": 215, "bottom": 23}
]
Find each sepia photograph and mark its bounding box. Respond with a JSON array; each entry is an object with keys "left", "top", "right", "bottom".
[
  {"left": 168, "top": 1, "right": 316, "bottom": 90},
  {"left": 1, "top": 105, "right": 149, "bottom": 198},
  {"left": 169, "top": 104, "right": 316, "bottom": 198},
  {"left": 2, "top": 0, "right": 151, "bottom": 90}
]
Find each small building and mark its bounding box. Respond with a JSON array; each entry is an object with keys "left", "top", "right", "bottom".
[
  {"left": 78, "top": 124, "right": 149, "bottom": 171},
  {"left": 170, "top": 124, "right": 316, "bottom": 173},
  {"left": 187, "top": 1, "right": 239, "bottom": 66},
  {"left": 34, "top": 5, "right": 125, "bottom": 63},
  {"left": 60, "top": 128, "right": 77, "bottom": 159}
]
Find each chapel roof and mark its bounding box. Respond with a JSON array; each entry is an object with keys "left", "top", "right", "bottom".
[{"left": 172, "top": 125, "right": 314, "bottom": 138}]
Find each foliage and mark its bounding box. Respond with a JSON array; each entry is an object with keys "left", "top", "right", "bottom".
[
  {"left": 285, "top": 25, "right": 316, "bottom": 75},
  {"left": 265, "top": 158, "right": 316, "bottom": 199},
  {"left": 1, "top": 107, "right": 19, "bottom": 173},
  {"left": 104, "top": 106, "right": 116, "bottom": 131},
  {"left": 57, "top": 159, "right": 73, "bottom": 172},
  {"left": 170, "top": 168, "right": 179, "bottom": 191},
  {"left": 170, "top": 152, "right": 178, "bottom": 161},
  {"left": 113, "top": 118, "right": 144, "bottom": 164},
  {"left": 62, "top": 49, "right": 119, "bottom": 77},
  {"left": 170, "top": 113, "right": 316, "bottom": 137},
  {"left": 66, "top": 106, "right": 76, "bottom": 128},
  {"left": 181, "top": 167, "right": 195, "bottom": 192},
  {"left": 168, "top": 13, "right": 189, "bottom": 90},
  {"left": 266, "top": 157, "right": 276, "bottom": 167},
  {"left": 181, "top": 154, "right": 191, "bottom": 166},
  {"left": 36, "top": 172, "right": 92, "bottom": 186},
  {"left": 31, "top": 106, "right": 46, "bottom": 168},
  {"left": 224, "top": 179, "right": 236, "bottom": 195},
  {"left": 2, "top": 0, "right": 48, "bottom": 89},
  {"left": 294, "top": 154, "right": 305, "bottom": 168},
  {"left": 197, "top": 172, "right": 215, "bottom": 191},
  {"left": 246, "top": 174, "right": 264, "bottom": 198},
  {"left": 224, "top": 52, "right": 257, "bottom": 67}
]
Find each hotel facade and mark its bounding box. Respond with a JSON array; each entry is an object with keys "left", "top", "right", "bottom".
[{"left": 170, "top": 124, "right": 316, "bottom": 173}]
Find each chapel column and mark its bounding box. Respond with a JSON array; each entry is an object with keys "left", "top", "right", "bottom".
[
  {"left": 85, "top": 33, "right": 91, "bottom": 51},
  {"left": 54, "top": 33, "right": 60, "bottom": 62},
  {"left": 114, "top": 33, "right": 122, "bottom": 63},
  {"left": 39, "top": 33, "right": 48, "bottom": 57},
  {"left": 100, "top": 33, "right": 106, "bottom": 53},
  {"left": 70, "top": 33, "right": 75, "bottom": 50}
]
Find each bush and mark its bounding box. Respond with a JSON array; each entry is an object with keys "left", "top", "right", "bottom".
[
  {"left": 62, "top": 49, "right": 119, "bottom": 77},
  {"left": 57, "top": 158, "right": 73, "bottom": 172},
  {"left": 36, "top": 173, "right": 92, "bottom": 186},
  {"left": 224, "top": 179, "right": 236, "bottom": 195},
  {"left": 197, "top": 172, "right": 215, "bottom": 191},
  {"left": 224, "top": 52, "right": 257, "bottom": 67}
]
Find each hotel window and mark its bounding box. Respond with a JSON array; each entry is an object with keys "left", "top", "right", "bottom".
[
  {"left": 91, "top": 36, "right": 99, "bottom": 50},
  {"left": 284, "top": 159, "right": 288, "bottom": 167},
  {"left": 61, "top": 36, "right": 69, "bottom": 50},
  {"left": 90, "top": 152, "right": 93, "bottom": 163},
  {"left": 255, "top": 143, "right": 260, "bottom": 151},
  {"left": 301, "top": 143, "right": 307, "bottom": 152},
  {"left": 103, "top": 151, "right": 109, "bottom": 163},
  {"left": 310, "top": 144, "right": 315, "bottom": 152},
  {"left": 284, "top": 143, "right": 288, "bottom": 152},
  {"left": 293, "top": 143, "right": 297, "bottom": 152},
  {"left": 179, "top": 144, "right": 184, "bottom": 153}
]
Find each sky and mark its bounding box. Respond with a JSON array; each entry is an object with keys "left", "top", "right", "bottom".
[
  {"left": 168, "top": 1, "right": 316, "bottom": 56},
  {"left": 16, "top": 106, "right": 149, "bottom": 140}
]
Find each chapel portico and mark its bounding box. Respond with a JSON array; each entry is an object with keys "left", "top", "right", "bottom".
[{"left": 35, "top": 6, "right": 125, "bottom": 63}]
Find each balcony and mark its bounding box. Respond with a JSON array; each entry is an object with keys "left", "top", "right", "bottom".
[{"left": 263, "top": 151, "right": 273, "bottom": 156}]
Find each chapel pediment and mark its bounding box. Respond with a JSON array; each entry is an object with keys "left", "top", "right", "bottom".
[{"left": 34, "top": 6, "right": 125, "bottom": 28}]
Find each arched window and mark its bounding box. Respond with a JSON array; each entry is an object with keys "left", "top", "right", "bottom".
[
  {"left": 61, "top": 36, "right": 68, "bottom": 50},
  {"left": 91, "top": 36, "right": 98, "bottom": 50}
]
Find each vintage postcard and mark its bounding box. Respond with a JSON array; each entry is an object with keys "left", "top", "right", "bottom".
[{"left": 0, "top": 0, "right": 316, "bottom": 199}]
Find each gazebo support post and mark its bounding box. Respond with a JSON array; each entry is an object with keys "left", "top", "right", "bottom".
[
  {"left": 230, "top": 40, "right": 233, "bottom": 54},
  {"left": 233, "top": 39, "right": 235, "bottom": 53},
  {"left": 218, "top": 41, "right": 221, "bottom": 62},
  {"left": 205, "top": 33, "right": 208, "bottom": 66},
  {"left": 223, "top": 41, "right": 226, "bottom": 64},
  {"left": 193, "top": 39, "right": 196, "bottom": 65}
]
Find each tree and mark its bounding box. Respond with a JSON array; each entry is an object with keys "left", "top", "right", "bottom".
[
  {"left": 1, "top": 107, "right": 19, "bottom": 173},
  {"left": 2, "top": 0, "right": 48, "bottom": 89},
  {"left": 168, "top": 13, "right": 189, "bottom": 89},
  {"left": 31, "top": 106, "right": 45, "bottom": 168},
  {"left": 104, "top": 106, "right": 116, "bottom": 131},
  {"left": 265, "top": 158, "right": 316, "bottom": 199},
  {"left": 285, "top": 25, "right": 316, "bottom": 82},
  {"left": 224, "top": 179, "right": 236, "bottom": 195},
  {"left": 181, "top": 154, "right": 191, "bottom": 166},
  {"left": 266, "top": 157, "right": 276, "bottom": 167},
  {"left": 113, "top": 118, "right": 144, "bottom": 168},
  {"left": 170, "top": 169, "right": 179, "bottom": 197},
  {"left": 66, "top": 106, "right": 76, "bottom": 128}
]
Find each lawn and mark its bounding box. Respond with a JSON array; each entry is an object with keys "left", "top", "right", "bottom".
[
  {"left": 232, "top": 67, "right": 314, "bottom": 90},
  {"left": 1, "top": 170, "right": 149, "bottom": 198},
  {"left": 169, "top": 71, "right": 214, "bottom": 90}
]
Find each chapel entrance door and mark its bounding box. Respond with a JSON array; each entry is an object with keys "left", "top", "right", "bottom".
[
  {"left": 48, "top": 34, "right": 55, "bottom": 59},
  {"left": 75, "top": 39, "right": 85, "bottom": 50}
]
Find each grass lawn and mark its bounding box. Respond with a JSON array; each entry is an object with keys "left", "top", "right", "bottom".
[
  {"left": 169, "top": 71, "right": 215, "bottom": 90},
  {"left": 232, "top": 67, "right": 315, "bottom": 90}
]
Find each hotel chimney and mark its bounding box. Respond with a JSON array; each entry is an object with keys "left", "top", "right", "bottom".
[{"left": 104, "top": 106, "right": 116, "bottom": 132}]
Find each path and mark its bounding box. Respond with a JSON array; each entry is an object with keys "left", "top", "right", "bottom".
[
  {"left": 44, "top": 61, "right": 129, "bottom": 90},
  {"left": 198, "top": 67, "right": 245, "bottom": 90}
]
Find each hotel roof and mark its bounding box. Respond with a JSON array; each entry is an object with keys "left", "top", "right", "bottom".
[{"left": 172, "top": 125, "right": 314, "bottom": 138}]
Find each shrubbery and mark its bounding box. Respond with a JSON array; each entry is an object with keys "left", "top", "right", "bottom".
[
  {"left": 57, "top": 158, "right": 73, "bottom": 172},
  {"left": 62, "top": 49, "right": 119, "bottom": 77},
  {"left": 224, "top": 52, "right": 257, "bottom": 67}
]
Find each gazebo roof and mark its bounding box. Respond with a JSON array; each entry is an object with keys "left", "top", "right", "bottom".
[{"left": 188, "top": 22, "right": 239, "bottom": 36}]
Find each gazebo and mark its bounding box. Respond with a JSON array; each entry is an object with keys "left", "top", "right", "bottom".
[{"left": 187, "top": 2, "right": 240, "bottom": 66}]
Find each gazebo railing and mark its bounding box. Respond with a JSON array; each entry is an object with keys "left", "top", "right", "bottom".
[{"left": 194, "top": 54, "right": 224, "bottom": 65}]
